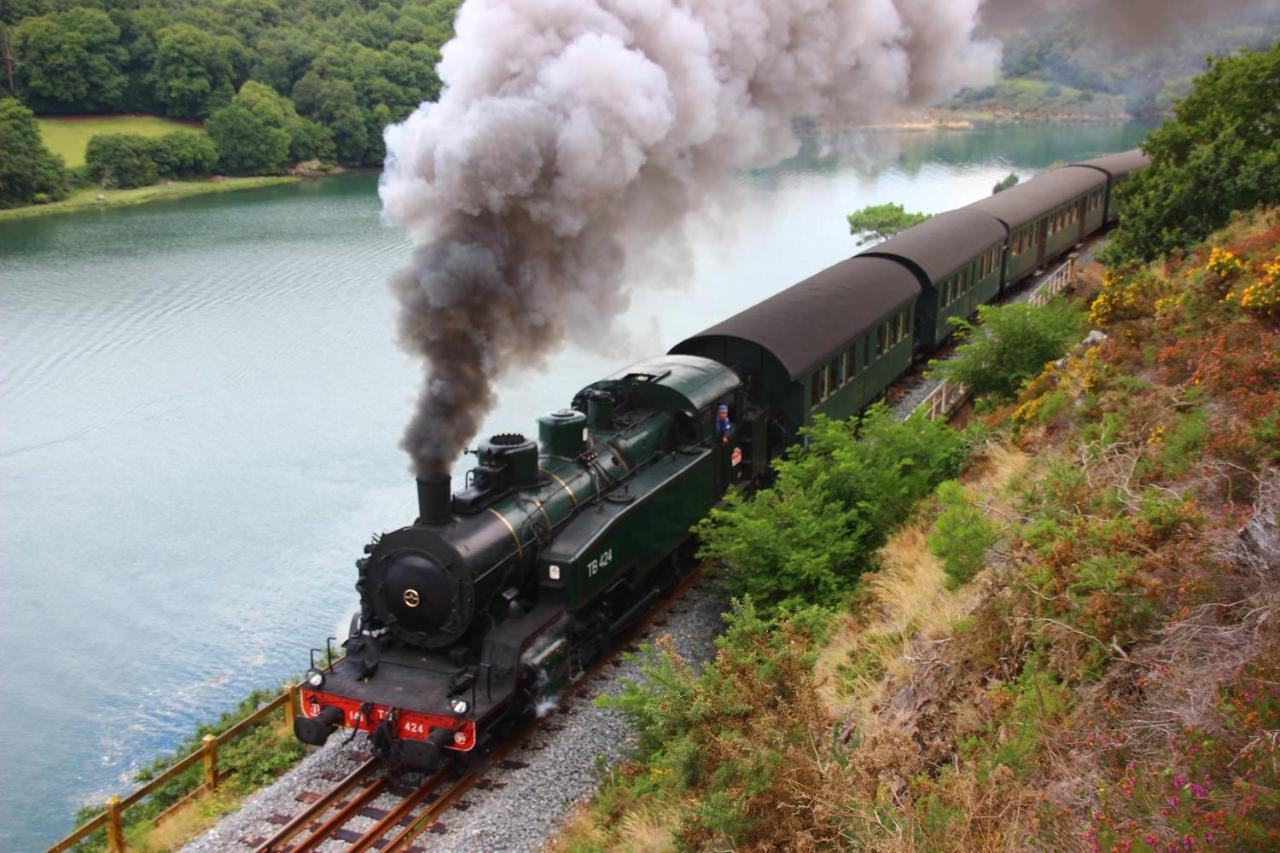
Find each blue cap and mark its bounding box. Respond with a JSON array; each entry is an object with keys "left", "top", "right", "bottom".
[{"left": 718, "top": 404, "right": 729, "bottom": 413}]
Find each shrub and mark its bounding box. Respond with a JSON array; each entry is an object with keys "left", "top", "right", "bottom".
[
  {"left": 602, "top": 599, "right": 832, "bottom": 846},
  {"left": 929, "top": 297, "right": 1086, "bottom": 401},
  {"left": 148, "top": 131, "right": 219, "bottom": 180},
  {"left": 927, "top": 480, "right": 998, "bottom": 588},
  {"left": 85, "top": 133, "right": 158, "bottom": 188},
  {"left": 696, "top": 405, "right": 970, "bottom": 611}
]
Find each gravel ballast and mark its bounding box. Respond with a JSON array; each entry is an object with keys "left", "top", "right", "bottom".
[{"left": 183, "top": 578, "right": 729, "bottom": 852}]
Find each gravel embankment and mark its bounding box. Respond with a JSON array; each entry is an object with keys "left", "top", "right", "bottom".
[{"left": 184, "top": 578, "right": 729, "bottom": 853}]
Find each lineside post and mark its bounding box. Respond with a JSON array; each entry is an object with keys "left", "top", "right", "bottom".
[
  {"left": 1068, "top": 252, "right": 1079, "bottom": 287},
  {"left": 201, "top": 734, "right": 218, "bottom": 791},
  {"left": 283, "top": 683, "right": 298, "bottom": 731},
  {"left": 105, "top": 796, "right": 125, "bottom": 852}
]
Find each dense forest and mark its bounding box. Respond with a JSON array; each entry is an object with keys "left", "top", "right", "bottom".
[{"left": 0, "top": 0, "right": 458, "bottom": 206}]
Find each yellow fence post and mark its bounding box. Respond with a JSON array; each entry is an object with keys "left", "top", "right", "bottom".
[
  {"left": 201, "top": 734, "right": 218, "bottom": 792},
  {"left": 105, "top": 796, "right": 125, "bottom": 853},
  {"left": 283, "top": 683, "right": 298, "bottom": 731}
]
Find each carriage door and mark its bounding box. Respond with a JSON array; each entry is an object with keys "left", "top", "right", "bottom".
[
  {"left": 1075, "top": 197, "right": 1087, "bottom": 243},
  {"left": 1035, "top": 218, "right": 1048, "bottom": 267}
]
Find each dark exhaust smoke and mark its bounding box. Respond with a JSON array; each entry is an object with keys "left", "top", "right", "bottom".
[{"left": 381, "top": 0, "right": 1005, "bottom": 476}]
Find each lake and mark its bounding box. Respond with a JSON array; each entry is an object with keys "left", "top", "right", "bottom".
[{"left": 0, "top": 121, "right": 1152, "bottom": 848}]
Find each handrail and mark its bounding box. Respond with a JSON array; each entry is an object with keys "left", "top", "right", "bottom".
[
  {"left": 48, "top": 684, "right": 300, "bottom": 853},
  {"left": 1029, "top": 253, "right": 1078, "bottom": 307},
  {"left": 918, "top": 251, "right": 1079, "bottom": 422}
]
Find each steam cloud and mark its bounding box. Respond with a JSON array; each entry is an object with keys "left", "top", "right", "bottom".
[
  {"left": 381, "top": 0, "right": 1002, "bottom": 476},
  {"left": 979, "top": 0, "right": 1278, "bottom": 44}
]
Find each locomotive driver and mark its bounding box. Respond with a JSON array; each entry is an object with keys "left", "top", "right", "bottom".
[{"left": 714, "top": 403, "right": 733, "bottom": 444}]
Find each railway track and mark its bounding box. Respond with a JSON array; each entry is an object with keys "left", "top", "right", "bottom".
[
  {"left": 250, "top": 753, "right": 496, "bottom": 853},
  {"left": 250, "top": 566, "right": 706, "bottom": 852}
]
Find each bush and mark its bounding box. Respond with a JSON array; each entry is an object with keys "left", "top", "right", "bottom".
[
  {"left": 148, "top": 131, "right": 219, "bottom": 180},
  {"left": 928, "top": 297, "right": 1086, "bottom": 401},
  {"left": 695, "top": 405, "right": 970, "bottom": 612},
  {"left": 601, "top": 599, "right": 832, "bottom": 846},
  {"left": 85, "top": 133, "right": 158, "bottom": 188},
  {"left": 927, "top": 480, "right": 998, "bottom": 588}
]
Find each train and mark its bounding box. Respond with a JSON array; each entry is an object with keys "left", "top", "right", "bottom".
[{"left": 293, "top": 148, "right": 1150, "bottom": 770}]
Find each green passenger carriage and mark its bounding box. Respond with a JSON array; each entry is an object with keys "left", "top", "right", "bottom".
[{"left": 670, "top": 256, "right": 919, "bottom": 458}]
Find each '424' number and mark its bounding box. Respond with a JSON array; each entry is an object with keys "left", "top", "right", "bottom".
[{"left": 587, "top": 549, "right": 613, "bottom": 577}]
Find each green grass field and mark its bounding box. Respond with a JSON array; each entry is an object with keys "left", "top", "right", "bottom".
[
  {"left": 36, "top": 115, "right": 202, "bottom": 167},
  {"left": 0, "top": 177, "right": 299, "bottom": 222}
]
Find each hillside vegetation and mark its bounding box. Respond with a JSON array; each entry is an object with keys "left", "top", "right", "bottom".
[
  {"left": 555, "top": 46, "right": 1280, "bottom": 851},
  {"left": 557, "top": 206, "right": 1280, "bottom": 853}
]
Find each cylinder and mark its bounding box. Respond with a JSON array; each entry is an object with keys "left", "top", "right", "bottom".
[
  {"left": 538, "top": 409, "right": 587, "bottom": 459},
  {"left": 415, "top": 474, "right": 452, "bottom": 525}
]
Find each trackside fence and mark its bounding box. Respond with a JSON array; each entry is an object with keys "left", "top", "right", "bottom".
[
  {"left": 48, "top": 684, "right": 301, "bottom": 853},
  {"left": 918, "top": 252, "right": 1079, "bottom": 421}
]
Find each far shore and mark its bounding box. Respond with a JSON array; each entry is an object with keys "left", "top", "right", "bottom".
[
  {"left": 0, "top": 176, "right": 302, "bottom": 223},
  {"left": 825, "top": 109, "right": 1146, "bottom": 135}
]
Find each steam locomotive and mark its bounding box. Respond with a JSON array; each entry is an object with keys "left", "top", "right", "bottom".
[{"left": 293, "top": 149, "right": 1149, "bottom": 769}]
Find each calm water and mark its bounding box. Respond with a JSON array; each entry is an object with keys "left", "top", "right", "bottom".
[{"left": 0, "top": 121, "right": 1151, "bottom": 848}]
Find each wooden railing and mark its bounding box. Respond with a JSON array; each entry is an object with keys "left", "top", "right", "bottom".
[
  {"left": 48, "top": 684, "right": 300, "bottom": 853},
  {"left": 917, "top": 379, "right": 969, "bottom": 421},
  {"left": 918, "top": 251, "right": 1080, "bottom": 422},
  {"left": 1029, "top": 252, "right": 1078, "bottom": 307}
]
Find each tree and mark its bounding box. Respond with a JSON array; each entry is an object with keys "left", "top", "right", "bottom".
[
  {"left": 152, "top": 24, "right": 237, "bottom": 119},
  {"left": 0, "top": 96, "right": 67, "bottom": 206},
  {"left": 149, "top": 130, "right": 218, "bottom": 179},
  {"left": 1101, "top": 44, "right": 1280, "bottom": 266},
  {"left": 13, "top": 7, "right": 127, "bottom": 111},
  {"left": 927, "top": 298, "right": 1086, "bottom": 401},
  {"left": 993, "top": 172, "right": 1020, "bottom": 194},
  {"left": 846, "top": 202, "right": 931, "bottom": 246},
  {"left": 205, "top": 80, "right": 294, "bottom": 175},
  {"left": 293, "top": 71, "right": 367, "bottom": 165},
  {"left": 85, "top": 133, "right": 158, "bottom": 188}
]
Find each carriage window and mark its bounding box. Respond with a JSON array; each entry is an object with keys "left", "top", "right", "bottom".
[
  {"left": 810, "top": 370, "right": 822, "bottom": 406},
  {"left": 897, "top": 310, "right": 909, "bottom": 341},
  {"left": 875, "top": 323, "right": 887, "bottom": 356},
  {"left": 845, "top": 347, "right": 856, "bottom": 378},
  {"left": 826, "top": 360, "right": 838, "bottom": 394}
]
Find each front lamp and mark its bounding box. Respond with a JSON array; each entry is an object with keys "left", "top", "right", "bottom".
[
  {"left": 449, "top": 696, "right": 469, "bottom": 715},
  {"left": 306, "top": 668, "right": 325, "bottom": 689}
]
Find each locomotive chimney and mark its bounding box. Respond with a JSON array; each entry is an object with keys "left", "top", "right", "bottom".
[{"left": 415, "top": 474, "right": 452, "bottom": 525}]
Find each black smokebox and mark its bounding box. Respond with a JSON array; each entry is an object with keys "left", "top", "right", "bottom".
[{"left": 416, "top": 474, "right": 452, "bottom": 525}]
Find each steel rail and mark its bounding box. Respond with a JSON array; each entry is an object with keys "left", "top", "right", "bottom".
[
  {"left": 289, "top": 770, "right": 394, "bottom": 853},
  {"left": 347, "top": 768, "right": 449, "bottom": 853},
  {"left": 252, "top": 756, "right": 379, "bottom": 853}
]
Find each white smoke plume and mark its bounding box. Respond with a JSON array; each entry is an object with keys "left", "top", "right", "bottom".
[{"left": 381, "top": 0, "right": 1001, "bottom": 476}]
